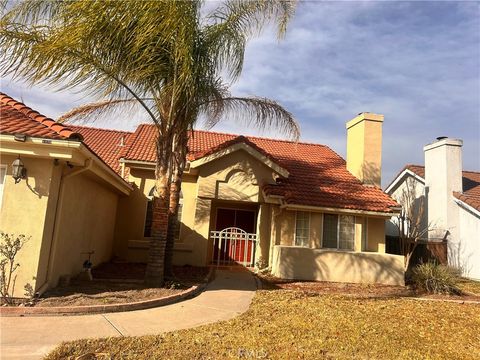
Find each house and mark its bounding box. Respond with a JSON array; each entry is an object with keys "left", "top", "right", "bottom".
[
  {"left": 1, "top": 93, "right": 404, "bottom": 297},
  {"left": 386, "top": 137, "right": 480, "bottom": 280},
  {"left": 0, "top": 93, "right": 132, "bottom": 298}
]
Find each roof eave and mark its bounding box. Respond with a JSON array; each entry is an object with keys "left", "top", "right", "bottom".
[
  {"left": 385, "top": 168, "right": 425, "bottom": 194},
  {"left": 0, "top": 134, "right": 132, "bottom": 195},
  {"left": 280, "top": 203, "right": 400, "bottom": 218}
]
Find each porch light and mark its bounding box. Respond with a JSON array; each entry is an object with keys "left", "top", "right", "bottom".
[{"left": 12, "top": 156, "right": 26, "bottom": 184}]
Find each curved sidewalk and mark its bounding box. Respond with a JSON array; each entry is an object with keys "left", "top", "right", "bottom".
[{"left": 0, "top": 270, "right": 257, "bottom": 360}]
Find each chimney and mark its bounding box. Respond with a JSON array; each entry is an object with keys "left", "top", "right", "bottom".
[
  {"left": 346, "top": 112, "right": 384, "bottom": 187},
  {"left": 424, "top": 137, "right": 463, "bottom": 240}
]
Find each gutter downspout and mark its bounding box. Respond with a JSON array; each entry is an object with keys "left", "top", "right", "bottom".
[{"left": 36, "top": 159, "right": 93, "bottom": 296}]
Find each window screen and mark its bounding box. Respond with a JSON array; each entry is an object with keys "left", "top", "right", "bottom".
[
  {"left": 322, "top": 214, "right": 338, "bottom": 248},
  {"left": 339, "top": 215, "right": 355, "bottom": 250},
  {"left": 295, "top": 211, "right": 310, "bottom": 247}
]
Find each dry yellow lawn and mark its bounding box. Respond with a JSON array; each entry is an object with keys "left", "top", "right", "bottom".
[
  {"left": 458, "top": 278, "right": 480, "bottom": 295},
  {"left": 46, "top": 290, "right": 480, "bottom": 360}
]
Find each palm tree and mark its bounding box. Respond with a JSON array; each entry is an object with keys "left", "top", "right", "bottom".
[{"left": 1, "top": 0, "right": 300, "bottom": 285}]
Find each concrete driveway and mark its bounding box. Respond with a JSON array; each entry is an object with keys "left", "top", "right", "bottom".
[{"left": 0, "top": 270, "right": 257, "bottom": 360}]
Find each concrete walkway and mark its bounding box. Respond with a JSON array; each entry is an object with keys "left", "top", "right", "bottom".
[{"left": 0, "top": 270, "right": 257, "bottom": 360}]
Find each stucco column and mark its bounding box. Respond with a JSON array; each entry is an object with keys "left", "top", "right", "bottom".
[
  {"left": 255, "top": 203, "right": 271, "bottom": 267},
  {"left": 268, "top": 206, "right": 280, "bottom": 267},
  {"left": 354, "top": 216, "right": 363, "bottom": 252},
  {"left": 192, "top": 197, "right": 212, "bottom": 265}
]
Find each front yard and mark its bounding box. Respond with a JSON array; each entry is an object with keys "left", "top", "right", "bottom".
[{"left": 46, "top": 281, "right": 479, "bottom": 359}]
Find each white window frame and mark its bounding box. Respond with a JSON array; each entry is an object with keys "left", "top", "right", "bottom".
[
  {"left": 0, "top": 165, "right": 7, "bottom": 209},
  {"left": 294, "top": 211, "right": 310, "bottom": 247},
  {"left": 321, "top": 213, "right": 355, "bottom": 251}
]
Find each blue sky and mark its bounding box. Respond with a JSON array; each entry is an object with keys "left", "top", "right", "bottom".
[{"left": 2, "top": 1, "right": 479, "bottom": 187}]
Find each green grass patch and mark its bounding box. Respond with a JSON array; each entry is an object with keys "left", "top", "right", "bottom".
[{"left": 46, "top": 290, "right": 480, "bottom": 360}]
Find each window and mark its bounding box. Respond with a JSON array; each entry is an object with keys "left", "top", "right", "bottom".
[
  {"left": 322, "top": 214, "right": 338, "bottom": 248},
  {"left": 295, "top": 211, "right": 310, "bottom": 247},
  {"left": 322, "top": 214, "right": 355, "bottom": 250},
  {"left": 0, "top": 165, "right": 6, "bottom": 208}
]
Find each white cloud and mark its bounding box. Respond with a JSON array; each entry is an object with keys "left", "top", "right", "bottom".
[{"left": 1, "top": 1, "right": 478, "bottom": 186}]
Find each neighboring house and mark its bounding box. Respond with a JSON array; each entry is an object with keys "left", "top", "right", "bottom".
[
  {"left": 1, "top": 93, "right": 404, "bottom": 297},
  {"left": 386, "top": 138, "right": 480, "bottom": 280}
]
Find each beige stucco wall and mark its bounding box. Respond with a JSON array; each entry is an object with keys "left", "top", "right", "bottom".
[
  {"left": 113, "top": 168, "right": 207, "bottom": 265},
  {"left": 195, "top": 150, "right": 277, "bottom": 202},
  {"left": 271, "top": 245, "right": 404, "bottom": 285},
  {"left": 115, "top": 148, "right": 391, "bottom": 273},
  {"left": 48, "top": 172, "right": 119, "bottom": 287},
  {"left": 366, "top": 217, "right": 386, "bottom": 253},
  {"left": 118, "top": 149, "right": 279, "bottom": 266},
  {"left": 0, "top": 155, "right": 58, "bottom": 297},
  {"left": 114, "top": 168, "right": 155, "bottom": 262}
]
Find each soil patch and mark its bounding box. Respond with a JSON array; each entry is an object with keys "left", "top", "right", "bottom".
[
  {"left": 35, "top": 281, "right": 183, "bottom": 307},
  {"left": 256, "top": 272, "right": 480, "bottom": 301},
  {"left": 30, "top": 263, "right": 210, "bottom": 307}
]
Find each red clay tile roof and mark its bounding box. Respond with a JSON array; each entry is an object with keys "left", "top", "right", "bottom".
[
  {"left": 401, "top": 165, "right": 480, "bottom": 212},
  {"left": 69, "top": 125, "right": 133, "bottom": 173},
  {"left": 124, "top": 124, "right": 399, "bottom": 213},
  {"left": 123, "top": 124, "right": 157, "bottom": 163},
  {"left": 0, "top": 93, "right": 82, "bottom": 140}
]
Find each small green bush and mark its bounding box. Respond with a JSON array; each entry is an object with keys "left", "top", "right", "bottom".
[{"left": 412, "top": 262, "right": 461, "bottom": 295}]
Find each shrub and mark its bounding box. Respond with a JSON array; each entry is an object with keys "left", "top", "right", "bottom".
[
  {"left": 0, "top": 231, "right": 31, "bottom": 304},
  {"left": 412, "top": 262, "right": 461, "bottom": 295}
]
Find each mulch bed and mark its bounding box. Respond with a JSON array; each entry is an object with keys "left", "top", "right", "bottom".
[
  {"left": 29, "top": 263, "right": 210, "bottom": 308},
  {"left": 256, "top": 272, "right": 480, "bottom": 301}
]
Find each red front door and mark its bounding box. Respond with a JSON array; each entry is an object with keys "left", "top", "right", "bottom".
[{"left": 214, "top": 208, "right": 256, "bottom": 265}]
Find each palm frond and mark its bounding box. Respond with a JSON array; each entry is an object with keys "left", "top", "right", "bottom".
[
  {"left": 203, "top": 0, "right": 296, "bottom": 81},
  {"left": 57, "top": 99, "right": 140, "bottom": 124},
  {"left": 202, "top": 96, "right": 300, "bottom": 140}
]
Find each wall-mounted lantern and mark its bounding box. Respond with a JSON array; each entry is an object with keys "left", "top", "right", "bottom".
[{"left": 12, "top": 156, "right": 27, "bottom": 184}]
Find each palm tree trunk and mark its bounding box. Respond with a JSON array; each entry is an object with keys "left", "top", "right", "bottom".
[
  {"left": 164, "top": 168, "right": 183, "bottom": 278},
  {"left": 145, "top": 135, "right": 172, "bottom": 287},
  {"left": 164, "top": 131, "right": 188, "bottom": 278}
]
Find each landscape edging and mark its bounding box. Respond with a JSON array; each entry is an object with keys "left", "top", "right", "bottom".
[{"left": 0, "top": 267, "right": 215, "bottom": 317}]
